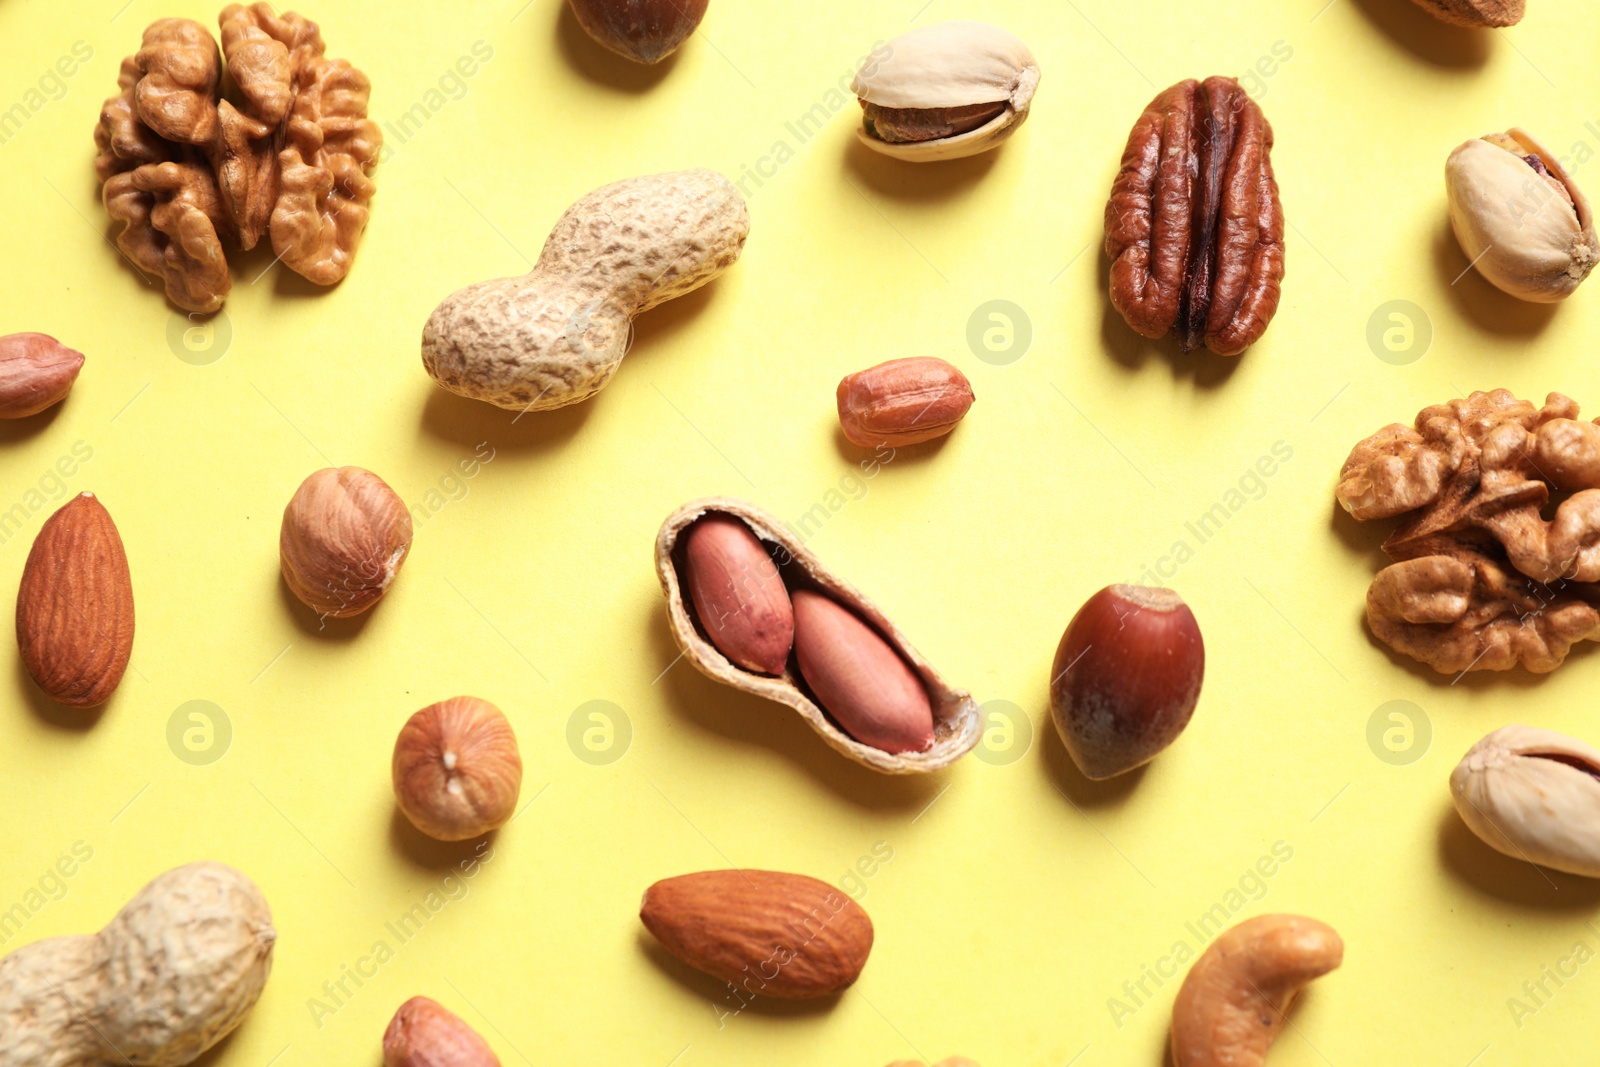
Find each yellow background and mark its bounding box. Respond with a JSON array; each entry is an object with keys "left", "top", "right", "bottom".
[{"left": 1, "top": 0, "right": 1597, "bottom": 1062}]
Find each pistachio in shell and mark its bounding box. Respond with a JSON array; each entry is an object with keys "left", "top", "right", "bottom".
[
  {"left": 1451, "top": 724, "right": 1600, "bottom": 877},
  {"left": 1446, "top": 129, "right": 1598, "bottom": 302},
  {"left": 850, "top": 21, "right": 1040, "bottom": 163},
  {"left": 655, "top": 497, "right": 981, "bottom": 773}
]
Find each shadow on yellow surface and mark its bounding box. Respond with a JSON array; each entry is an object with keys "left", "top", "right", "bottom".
[
  {"left": 420, "top": 387, "right": 593, "bottom": 455},
  {"left": 1038, "top": 720, "right": 1147, "bottom": 810},
  {"left": 840, "top": 139, "right": 999, "bottom": 205},
  {"left": 647, "top": 609, "right": 943, "bottom": 812},
  {"left": 276, "top": 574, "right": 376, "bottom": 642},
  {"left": 1432, "top": 220, "right": 1559, "bottom": 341},
  {"left": 636, "top": 929, "right": 845, "bottom": 1018},
  {"left": 387, "top": 806, "right": 498, "bottom": 873},
  {"left": 0, "top": 400, "right": 63, "bottom": 444},
  {"left": 553, "top": 2, "right": 679, "bottom": 94},
  {"left": 1349, "top": 0, "right": 1493, "bottom": 68},
  {"left": 1436, "top": 806, "right": 1600, "bottom": 909},
  {"left": 830, "top": 426, "right": 952, "bottom": 468},
  {"left": 13, "top": 657, "right": 106, "bottom": 732}
]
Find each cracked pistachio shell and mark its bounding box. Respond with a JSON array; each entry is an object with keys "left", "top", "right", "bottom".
[
  {"left": 1446, "top": 129, "right": 1599, "bottom": 302},
  {"left": 851, "top": 21, "right": 1039, "bottom": 163},
  {"left": 1451, "top": 724, "right": 1600, "bottom": 877}
]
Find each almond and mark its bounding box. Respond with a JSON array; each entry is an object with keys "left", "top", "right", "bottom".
[
  {"left": 280, "top": 466, "right": 413, "bottom": 619},
  {"left": 16, "top": 493, "right": 134, "bottom": 707},
  {"left": 681, "top": 515, "right": 793, "bottom": 675},
  {"left": 0, "top": 333, "right": 85, "bottom": 418},
  {"left": 640, "top": 870, "right": 873, "bottom": 999},
  {"left": 792, "top": 589, "right": 934, "bottom": 754},
  {"left": 836, "top": 357, "right": 975, "bottom": 448},
  {"left": 383, "top": 996, "right": 501, "bottom": 1067}
]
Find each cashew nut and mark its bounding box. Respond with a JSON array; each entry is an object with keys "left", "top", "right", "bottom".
[{"left": 1170, "top": 914, "right": 1342, "bottom": 1067}]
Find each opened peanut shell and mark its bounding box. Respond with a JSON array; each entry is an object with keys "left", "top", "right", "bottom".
[{"left": 655, "top": 497, "right": 980, "bottom": 773}]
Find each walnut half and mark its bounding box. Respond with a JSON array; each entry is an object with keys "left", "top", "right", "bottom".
[
  {"left": 1337, "top": 389, "right": 1600, "bottom": 674},
  {"left": 93, "top": 3, "right": 379, "bottom": 313}
]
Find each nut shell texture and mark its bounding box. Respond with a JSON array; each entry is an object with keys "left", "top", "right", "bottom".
[
  {"left": 0, "top": 333, "right": 84, "bottom": 418},
  {"left": 656, "top": 497, "right": 981, "bottom": 773},
  {"left": 17, "top": 493, "right": 135, "bottom": 708},
  {"left": 1451, "top": 724, "right": 1600, "bottom": 877},
  {"left": 640, "top": 870, "right": 873, "bottom": 998},
  {"left": 422, "top": 169, "right": 750, "bottom": 411},
  {"left": 393, "top": 697, "right": 523, "bottom": 842},
  {"left": 851, "top": 21, "right": 1039, "bottom": 162},
  {"left": 1446, "top": 131, "right": 1598, "bottom": 302},
  {"left": 0, "top": 862, "right": 275, "bottom": 1067},
  {"left": 280, "top": 466, "right": 412, "bottom": 618}
]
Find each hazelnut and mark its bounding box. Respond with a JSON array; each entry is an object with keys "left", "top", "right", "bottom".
[
  {"left": 1048, "top": 585, "right": 1204, "bottom": 779},
  {"left": 1446, "top": 128, "right": 1598, "bottom": 302},
  {"left": 393, "top": 697, "right": 522, "bottom": 841},
  {"left": 280, "top": 466, "right": 413, "bottom": 619},
  {"left": 567, "top": 0, "right": 709, "bottom": 64}
]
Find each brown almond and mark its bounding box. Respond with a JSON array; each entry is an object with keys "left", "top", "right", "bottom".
[
  {"left": 17, "top": 493, "right": 134, "bottom": 707},
  {"left": 682, "top": 515, "right": 793, "bottom": 675},
  {"left": 0, "top": 333, "right": 85, "bottom": 418},
  {"left": 1410, "top": 0, "right": 1524, "bottom": 26},
  {"left": 836, "top": 357, "right": 975, "bottom": 448},
  {"left": 383, "top": 996, "right": 501, "bottom": 1067},
  {"left": 792, "top": 589, "right": 934, "bottom": 754},
  {"left": 280, "top": 466, "right": 413, "bottom": 619},
  {"left": 640, "top": 870, "right": 873, "bottom": 999}
]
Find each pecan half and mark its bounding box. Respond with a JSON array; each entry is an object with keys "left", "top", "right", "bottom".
[{"left": 1105, "top": 76, "right": 1285, "bottom": 357}]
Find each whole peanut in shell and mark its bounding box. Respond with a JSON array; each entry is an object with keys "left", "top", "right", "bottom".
[
  {"left": 422, "top": 169, "right": 749, "bottom": 412},
  {"left": 836, "top": 357, "right": 975, "bottom": 448},
  {"left": 0, "top": 862, "right": 274, "bottom": 1067},
  {"left": 792, "top": 589, "right": 934, "bottom": 754}
]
